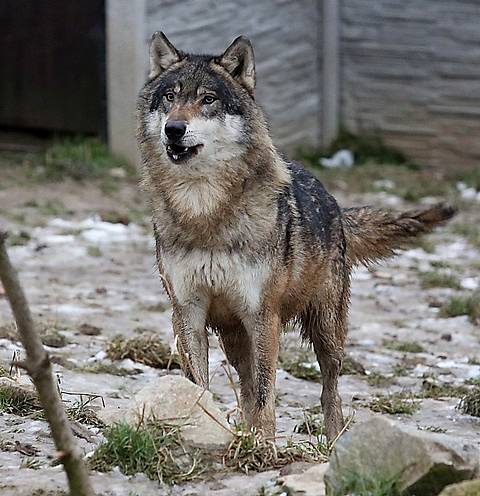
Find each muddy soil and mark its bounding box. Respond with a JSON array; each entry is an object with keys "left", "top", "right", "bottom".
[{"left": 0, "top": 160, "right": 479, "bottom": 495}]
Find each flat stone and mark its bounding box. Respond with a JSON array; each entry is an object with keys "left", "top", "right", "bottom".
[{"left": 279, "top": 463, "right": 328, "bottom": 495}]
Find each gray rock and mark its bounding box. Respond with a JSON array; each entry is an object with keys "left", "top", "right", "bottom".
[
  {"left": 438, "top": 480, "right": 480, "bottom": 496},
  {"left": 325, "top": 417, "right": 479, "bottom": 496},
  {"left": 100, "top": 375, "right": 233, "bottom": 450},
  {"left": 279, "top": 463, "right": 328, "bottom": 496}
]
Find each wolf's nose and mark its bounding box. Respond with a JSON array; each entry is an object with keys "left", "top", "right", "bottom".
[{"left": 165, "top": 120, "right": 187, "bottom": 141}]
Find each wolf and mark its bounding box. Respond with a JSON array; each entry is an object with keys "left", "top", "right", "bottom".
[{"left": 137, "top": 32, "right": 455, "bottom": 442}]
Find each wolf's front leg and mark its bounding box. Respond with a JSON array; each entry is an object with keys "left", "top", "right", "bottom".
[
  {"left": 172, "top": 301, "right": 209, "bottom": 389},
  {"left": 247, "top": 310, "right": 281, "bottom": 439}
]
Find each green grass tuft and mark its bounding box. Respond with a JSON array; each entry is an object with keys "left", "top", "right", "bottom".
[
  {"left": 90, "top": 420, "right": 205, "bottom": 484},
  {"left": 367, "top": 392, "right": 421, "bottom": 415},
  {"left": 42, "top": 137, "right": 134, "bottom": 181},
  {"left": 366, "top": 372, "right": 395, "bottom": 388},
  {"left": 341, "top": 355, "right": 366, "bottom": 375},
  {"left": 419, "top": 271, "right": 460, "bottom": 290},
  {"left": 0, "top": 382, "right": 41, "bottom": 416},
  {"left": 455, "top": 168, "right": 480, "bottom": 191},
  {"left": 223, "top": 425, "right": 328, "bottom": 474},
  {"left": 78, "top": 361, "right": 139, "bottom": 377},
  {"left": 440, "top": 292, "right": 480, "bottom": 324},
  {"left": 296, "top": 129, "right": 415, "bottom": 169},
  {"left": 106, "top": 334, "right": 181, "bottom": 369},
  {"left": 334, "top": 471, "right": 401, "bottom": 496},
  {"left": 419, "top": 380, "right": 469, "bottom": 399},
  {"left": 294, "top": 411, "right": 325, "bottom": 437},
  {"left": 40, "top": 326, "right": 68, "bottom": 348},
  {"left": 452, "top": 224, "right": 480, "bottom": 249},
  {"left": 66, "top": 400, "right": 105, "bottom": 428},
  {"left": 457, "top": 388, "right": 480, "bottom": 417},
  {"left": 383, "top": 339, "right": 425, "bottom": 354},
  {"left": 282, "top": 360, "right": 321, "bottom": 382}
]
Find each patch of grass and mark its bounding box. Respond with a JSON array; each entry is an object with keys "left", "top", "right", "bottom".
[
  {"left": 457, "top": 388, "right": 480, "bottom": 417},
  {"left": 419, "top": 271, "right": 460, "bottom": 290},
  {"left": 465, "top": 377, "right": 480, "bottom": 387},
  {"left": 42, "top": 137, "right": 133, "bottom": 181},
  {"left": 410, "top": 236, "right": 436, "bottom": 254},
  {"left": 280, "top": 348, "right": 321, "bottom": 382},
  {"left": 366, "top": 372, "right": 395, "bottom": 388},
  {"left": 334, "top": 471, "right": 401, "bottom": 496},
  {"left": 341, "top": 355, "right": 366, "bottom": 375},
  {"left": 0, "top": 381, "right": 41, "bottom": 416},
  {"left": 40, "top": 326, "right": 68, "bottom": 348},
  {"left": 452, "top": 224, "right": 480, "bottom": 248},
  {"left": 223, "top": 425, "right": 328, "bottom": 474},
  {"left": 66, "top": 401, "right": 105, "bottom": 428},
  {"left": 90, "top": 419, "right": 205, "bottom": 484},
  {"left": 8, "top": 230, "right": 31, "bottom": 247},
  {"left": 294, "top": 411, "right": 324, "bottom": 437},
  {"left": 38, "top": 199, "right": 72, "bottom": 216},
  {"left": 440, "top": 292, "right": 480, "bottom": 324},
  {"left": 367, "top": 392, "right": 421, "bottom": 415},
  {"left": 383, "top": 339, "right": 425, "bottom": 354},
  {"left": 87, "top": 246, "right": 102, "bottom": 257},
  {"left": 419, "top": 380, "right": 469, "bottom": 399},
  {"left": 20, "top": 457, "right": 42, "bottom": 470},
  {"left": 296, "top": 129, "right": 415, "bottom": 169},
  {"left": 106, "top": 334, "right": 180, "bottom": 369},
  {"left": 281, "top": 360, "right": 321, "bottom": 383},
  {"left": 455, "top": 167, "right": 480, "bottom": 191},
  {"left": 79, "top": 361, "right": 139, "bottom": 377},
  {"left": 430, "top": 260, "right": 452, "bottom": 269}
]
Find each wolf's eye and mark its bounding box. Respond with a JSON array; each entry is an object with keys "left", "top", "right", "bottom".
[
  {"left": 164, "top": 91, "right": 175, "bottom": 102},
  {"left": 202, "top": 95, "right": 217, "bottom": 105}
]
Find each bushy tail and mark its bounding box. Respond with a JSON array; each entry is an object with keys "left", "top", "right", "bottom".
[{"left": 342, "top": 203, "right": 456, "bottom": 267}]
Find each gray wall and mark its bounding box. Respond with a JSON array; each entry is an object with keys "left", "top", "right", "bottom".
[
  {"left": 108, "top": 0, "right": 480, "bottom": 169},
  {"left": 146, "top": 0, "right": 322, "bottom": 152},
  {"left": 341, "top": 0, "right": 480, "bottom": 169}
]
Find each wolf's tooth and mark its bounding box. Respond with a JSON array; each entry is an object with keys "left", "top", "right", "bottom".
[{"left": 173, "top": 154, "right": 178, "bottom": 160}]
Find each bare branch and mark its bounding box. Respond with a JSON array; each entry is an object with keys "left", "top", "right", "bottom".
[{"left": 0, "top": 231, "right": 94, "bottom": 496}]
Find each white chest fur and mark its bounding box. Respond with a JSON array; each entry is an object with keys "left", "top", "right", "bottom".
[{"left": 162, "top": 249, "right": 269, "bottom": 317}]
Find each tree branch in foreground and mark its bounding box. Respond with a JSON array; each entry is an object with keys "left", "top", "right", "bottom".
[{"left": 0, "top": 231, "right": 94, "bottom": 496}]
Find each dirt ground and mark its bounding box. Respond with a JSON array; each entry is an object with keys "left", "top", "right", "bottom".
[{"left": 0, "top": 154, "right": 479, "bottom": 495}]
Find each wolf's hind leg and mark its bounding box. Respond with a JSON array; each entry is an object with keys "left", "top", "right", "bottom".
[
  {"left": 301, "top": 271, "right": 349, "bottom": 442},
  {"left": 218, "top": 323, "right": 255, "bottom": 424}
]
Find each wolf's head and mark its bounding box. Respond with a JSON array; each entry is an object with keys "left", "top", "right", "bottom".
[{"left": 138, "top": 32, "right": 264, "bottom": 170}]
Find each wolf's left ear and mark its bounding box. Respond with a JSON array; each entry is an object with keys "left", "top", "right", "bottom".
[
  {"left": 219, "top": 36, "right": 256, "bottom": 96},
  {"left": 149, "top": 31, "right": 181, "bottom": 79}
]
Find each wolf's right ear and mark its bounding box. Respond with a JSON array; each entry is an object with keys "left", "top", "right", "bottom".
[
  {"left": 219, "top": 36, "right": 256, "bottom": 96},
  {"left": 149, "top": 32, "right": 181, "bottom": 79}
]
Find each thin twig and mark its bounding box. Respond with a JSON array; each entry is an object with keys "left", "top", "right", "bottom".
[{"left": 0, "top": 231, "right": 93, "bottom": 496}]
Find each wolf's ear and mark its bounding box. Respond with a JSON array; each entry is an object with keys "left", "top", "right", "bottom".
[
  {"left": 149, "top": 32, "right": 181, "bottom": 78},
  {"left": 219, "top": 36, "right": 256, "bottom": 95}
]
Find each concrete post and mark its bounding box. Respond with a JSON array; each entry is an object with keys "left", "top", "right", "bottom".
[
  {"left": 106, "top": 0, "right": 146, "bottom": 166},
  {"left": 322, "top": 0, "right": 340, "bottom": 147}
]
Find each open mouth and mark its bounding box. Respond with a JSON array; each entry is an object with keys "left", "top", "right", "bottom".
[{"left": 166, "top": 143, "right": 203, "bottom": 163}]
